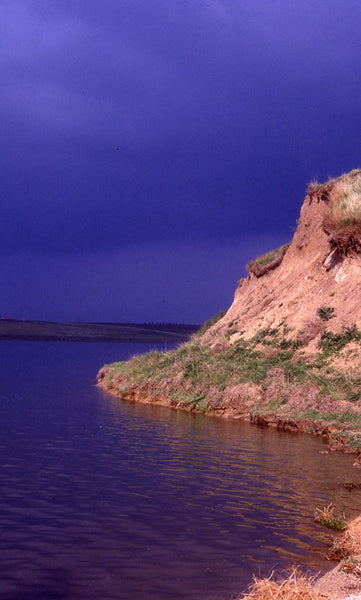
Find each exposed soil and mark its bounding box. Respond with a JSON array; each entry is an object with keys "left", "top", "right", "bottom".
[{"left": 202, "top": 174, "right": 361, "bottom": 348}]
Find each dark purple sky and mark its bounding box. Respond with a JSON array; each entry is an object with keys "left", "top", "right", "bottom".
[{"left": 1, "top": 1, "right": 361, "bottom": 323}]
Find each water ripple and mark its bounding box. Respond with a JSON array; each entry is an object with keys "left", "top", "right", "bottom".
[{"left": 0, "top": 342, "right": 360, "bottom": 600}]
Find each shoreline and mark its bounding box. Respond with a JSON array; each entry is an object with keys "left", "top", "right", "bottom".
[
  {"left": 315, "top": 556, "right": 361, "bottom": 600},
  {"left": 313, "top": 516, "right": 361, "bottom": 599},
  {"left": 97, "top": 376, "right": 361, "bottom": 456},
  {"left": 98, "top": 380, "right": 361, "bottom": 599}
]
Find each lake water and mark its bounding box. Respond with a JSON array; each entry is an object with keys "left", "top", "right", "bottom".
[{"left": 1, "top": 342, "right": 361, "bottom": 600}]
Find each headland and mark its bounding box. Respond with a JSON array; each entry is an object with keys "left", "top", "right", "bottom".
[{"left": 98, "top": 169, "right": 361, "bottom": 454}]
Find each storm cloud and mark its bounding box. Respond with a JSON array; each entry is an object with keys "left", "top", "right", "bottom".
[{"left": 1, "top": 0, "right": 361, "bottom": 321}]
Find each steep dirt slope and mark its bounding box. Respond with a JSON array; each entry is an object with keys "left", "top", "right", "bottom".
[
  {"left": 98, "top": 170, "right": 361, "bottom": 453},
  {"left": 203, "top": 169, "right": 361, "bottom": 353}
]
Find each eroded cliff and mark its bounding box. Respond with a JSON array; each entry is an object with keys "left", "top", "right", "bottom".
[
  {"left": 203, "top": 169, "right": 361, "bottom": 352},
  {"left": 98, "top": 170, "right": 361, "bottom": 452}
]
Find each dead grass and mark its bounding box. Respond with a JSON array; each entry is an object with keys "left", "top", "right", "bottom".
[
  {"left": 240, "top": 567, "right": 323, "bottom": 599},
  {"left": 322, "top": 170, "right": 361, "bottom": 236}
]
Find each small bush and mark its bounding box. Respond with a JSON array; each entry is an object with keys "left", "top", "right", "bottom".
[
  {"left": 328, "top": 541, "right": 349, "bottom": 561},
  {"left": 251, "top": 326, "right": 278, "bottom": 345},
  {"left": 317, "top": 306, "right": 335, "bottom": 321},
  {"left": 348, "top": 435, "right": 361, "bottom": 450}
]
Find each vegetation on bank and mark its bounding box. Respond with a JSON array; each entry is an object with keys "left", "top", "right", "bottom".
[
  {"left": 99, "top": 317, "right": 361, "bottom": 452},
  {"left": 314, "top": 503, "right": 347, "bottom": 532},
  {"left": 247, "top": 243, "right": 290, "bottom": 277},
  {"left": 327, "top": 515, "right": 361, "bottom": 565}
]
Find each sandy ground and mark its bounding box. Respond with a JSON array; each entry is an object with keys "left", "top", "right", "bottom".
[
  {"left": 316, "top": 562, "right": 361, "bottom": 599},
  {"left": 315, "top": 518, "right": 361, "bottom": 599}
]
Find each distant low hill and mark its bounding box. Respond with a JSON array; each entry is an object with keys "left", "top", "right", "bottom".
[{"left": 0, "top": 320, "right": 200, "bottom": 343}]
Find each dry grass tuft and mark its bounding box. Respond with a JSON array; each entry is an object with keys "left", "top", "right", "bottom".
[
  {"left": 322, "top": 170, "right": 361, "bottom": 240},
  {"left": 240, "top": 567, "right": 322, "bottom": 599},
  {"left": 314, "top": 503, "right": 347, "bottom": 531}
]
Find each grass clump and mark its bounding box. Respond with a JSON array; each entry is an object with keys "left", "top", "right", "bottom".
[
  {"left": 318, "top": 325, "right": 361, "bottom": 355},
  {"left": 247, "top": 243, "right": 290, "bottom": 277},
  {"left": 323, "top": 170, "right": 361, "bottom": 232},
  {"left": 314, "top": 503, "right": 347, "bottom": 531},
  {"left": 240, "top": 567, "right": 320, "bottom": 600},
  {"left": 348, "top": 434, "right": 361, "bottom": 450},
  {"left": 309, "top": 170, "right": 361, "bottom": 254},
  {"left": 316, "top": 305, "right": 335, "bottom": 321}
]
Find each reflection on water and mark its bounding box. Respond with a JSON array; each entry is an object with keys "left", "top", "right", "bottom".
[{"left": 0, "top": 342, "right": 361, "bottom": 600}]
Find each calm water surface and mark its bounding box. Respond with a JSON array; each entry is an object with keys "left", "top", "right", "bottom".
[{"left": 1, "top": 341, "right": 361, "bottom": 600}]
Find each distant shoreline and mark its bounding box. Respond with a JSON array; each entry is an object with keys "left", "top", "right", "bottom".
[{"left": 0, "top": 319, "right": 200, "bottom": 343}]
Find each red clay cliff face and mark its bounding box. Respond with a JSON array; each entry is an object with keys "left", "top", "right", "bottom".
[
  {"left": 202, "top": 171, "right": 361, "bottom": 351},
  {"left": 98, "top": 171, "right": 361, "bottom": 453}
]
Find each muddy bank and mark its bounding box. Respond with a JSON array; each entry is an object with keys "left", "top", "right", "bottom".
[
  {"left": 97, "top": 371, "right": 361, "bottom": 455},
  {"left": 250, "top": 413, "right": 361, "bottom": 455}
]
